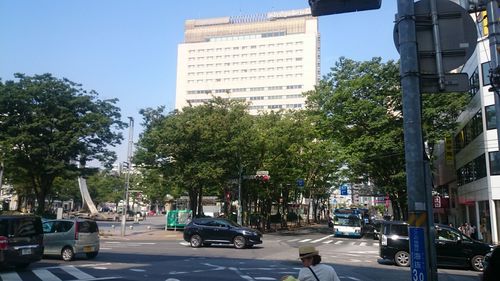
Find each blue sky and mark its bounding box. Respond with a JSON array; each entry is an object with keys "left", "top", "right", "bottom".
[{"left": 0, "top": 0, "right": 399, "bottom": 165}]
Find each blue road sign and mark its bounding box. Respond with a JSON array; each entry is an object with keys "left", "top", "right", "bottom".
[
  {"left": 340, "top": 184, "right": 349, "bottom": 195},
  {"left": 296, "top": 179, "right": 305, "bottom": 187},
  {"left": 409, "top": 227, "right": 428, "bottom": 281}
]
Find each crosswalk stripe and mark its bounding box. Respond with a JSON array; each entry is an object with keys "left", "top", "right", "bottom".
[
  {"left": 323, "top": 240, "right": 333, "bottom": 244},
  {"left": 334, "top": 241, "right": 343, "bottom": 245},
  {"left": 33, "top": 269, "right": 62, "bottom": 281},
  {"left": 62, "top": 265, "right": 94, "bottom": 279},
  {"left": 311, "top": 234, "right": 334, "bottom": 243},
  {"left": 360, "top": 242, "right": 367, "bottom": 246},
  {"left": 299, "top": 239, "right": 312, "bottom": 242},
  {"left": 288, "top": 239, "right": 299, "bottom": 242},
  {"left": 0, "top": 272, "right": 23, "bottom": 281}
]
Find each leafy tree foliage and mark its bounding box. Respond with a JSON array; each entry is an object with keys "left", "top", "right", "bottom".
[
  {"left": 306, "top": 57, "right": 468, "bottom": 219},
  {"left": 0, "top": 73, "right": 126, "bottom": 214}
]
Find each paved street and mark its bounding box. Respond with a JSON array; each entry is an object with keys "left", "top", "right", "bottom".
[{"left": 0, "top": 216, "right": 483, "bottom": 281}]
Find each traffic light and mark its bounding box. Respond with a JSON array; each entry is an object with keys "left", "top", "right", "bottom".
[
  {"left": 308, "top": 0, "right": 382, "bottom": 17},
  {"left": 255, "top": 175, "right": 270, "bottom": 182}
]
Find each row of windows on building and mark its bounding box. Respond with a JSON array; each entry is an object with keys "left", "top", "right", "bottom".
[
  {"left": 454, "top": 104, "right": 499, "bottom": 156},
  {"left": 186, "top": 98, "right": 303, "bottom": 110},
  {"left": 187, "top": 57, "right": 303, "bottom": 69},
  {"left": 187, "top": 50, "right": 304, "bottom": 61},
  {"left": 249, "top": 104, "right": 303, "bottom": 110},
  {"left": 469, "top": 62, "right": 491, "bottom": 96},
  {"left": 186, "top": 85, "right": 303, "bottom": 95},
  {"left": 187, "top": 65, "right": 303, "bottom": 76},
  {"left": 207, "top": 31, "right": 288, "bottom": 42},
  {"left": 187, "top": 41, "right": 304, "bottom": 54},
  {"left": 456, "top": 150, "right": 500, "bottom": 186},
  {"left": 187, "top": 73, "right": 303, "bottom": 83}
]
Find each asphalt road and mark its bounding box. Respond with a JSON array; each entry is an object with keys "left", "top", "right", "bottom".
[{"left": 0, "top": 216, "right": 483, "bottom": 281}]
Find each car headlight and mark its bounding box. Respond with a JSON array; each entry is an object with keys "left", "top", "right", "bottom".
[{"left": 242, "top": 230, "right": 256, "bottom": 236}]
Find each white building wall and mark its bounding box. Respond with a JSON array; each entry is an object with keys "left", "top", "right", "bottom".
[
  {"left": 175, "top": 9, "right": 319, "bottom": 115},
  {"left": 453, "top": 18, "right": 500, "bottom": 243}
]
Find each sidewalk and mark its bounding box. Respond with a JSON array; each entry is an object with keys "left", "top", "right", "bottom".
[
  {"left": 99, "top": 222, "right": 330, "bottom": 241},
  {"left": 100, "top": 227, "right": 184, "bottom": 241}
]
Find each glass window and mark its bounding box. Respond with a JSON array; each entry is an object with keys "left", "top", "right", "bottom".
[
  {"left": 482, "top": 62, "right": 491, "bottom": 86},
  {"left": 437, "top": 228, "right": 460, "bottom": 241},
  {"left": 389, "top": 224, "right": 408, "bottom": 236},
  {"left": 486, "top": 105, "right": 496, "bottom": 130},
  {"left": 489, "top": 151, "right": 500, "bottom": 175}
]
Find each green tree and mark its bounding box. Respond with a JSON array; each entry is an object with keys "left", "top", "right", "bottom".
[
  {"left": 135, "top": 98, "right": 255, "bottom": 216},
  {"left": 306, "top": 57, "right": 468, "bottom": 219},
  {"left": 0, "top": 73, "right": 126, "bottom": 214}
]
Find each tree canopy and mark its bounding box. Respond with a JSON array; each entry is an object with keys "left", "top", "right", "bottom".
[
  {"left": 305, "top": 57, "right": 469, "bottom": 219},
  {"left": 0, "top": 73, "right": 126, "bottom": 214}
]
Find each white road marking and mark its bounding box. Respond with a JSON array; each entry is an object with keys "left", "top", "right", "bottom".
[
  {"left": 33, "top": 269, "right": 62, "bottom": 281},
  {"left": 299, "top": 239, "right": 312, "bottom": 242},
  {"left": 359, "top": 242, "right": 367, "bottom": 246},
  {"left": 165, "top": 279, "right": 180, "bottom": 281},
  {"left": 334, "top": 241, "right": 343, "bottom": 245},
  {"left": 350, "top": 242, "right": 356, "bottom": 245},
  {"left": 0, "top": 272, "right": 23, "bottom": 281},
  {"left": 100, "top": 247, "right": 112, "bottom": 250},
  {"left": 62, "top": 265, "right": 94, "bottom": 279},
  {"left": 288, "top": 238, "right": 299, "bottom": 242},
  {"left": 323, "top": 240, "right": 333, "bottom": 244},
  {"left": 80, "top": 263, "right": 112, "bottom": 267},
  {"left": 311, "top": 234, "right": 334, "bottom": 243},
  {"left": 180, "top": 242, "right": 190, "bottom": 246},
  {"left": 130, "top": 269, "right": 146, "bottom": 272}
]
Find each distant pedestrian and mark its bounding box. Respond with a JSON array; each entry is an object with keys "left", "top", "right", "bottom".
[{"left": 282, "top": 246, "right": 340, "bottom": 281}]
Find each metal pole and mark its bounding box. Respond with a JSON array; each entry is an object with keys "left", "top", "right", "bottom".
[
  {"left": 430, "top": 0, "right": 446, "bottom": 91},
  {"left": 397, "top": 1, "right": 435, "bottom": 280},
  {"left": 237, "top": 160, "right": 243, "bottom": 225},
  {"left": 121, "top": 117, "right": 134, "bottom": 237}
]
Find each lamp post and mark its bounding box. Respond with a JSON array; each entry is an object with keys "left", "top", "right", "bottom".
[{"left": 120, "top": 117, "right": 134, "bottom": 237}]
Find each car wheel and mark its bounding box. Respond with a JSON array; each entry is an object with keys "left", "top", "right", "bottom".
[
  {"left": 86, "top": 251, "right": 98, "bottom": 259},
  {"left": 61, "top": 247, "right": 75, "bottom": 261},
  {"left": 471, "top": 255, "right": 484, "bottom": 271},
  {"left": 394, "top": 251, "right": 410, "bottom": 267},
  {"left": 190, "top": 234, "right": 202, "bottom": 248},
  {"left": 233, "top": 235, "right": 246, "bottom": 249}
]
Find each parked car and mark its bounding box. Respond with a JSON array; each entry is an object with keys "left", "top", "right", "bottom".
[
  {"left": 183, "top": 217, "right": 262, "bottom": 249},
  {"left": 379, "top": 221, "right": 493, "bottom": 271},
  {"left": 482, "top": 246, "right": 499, "bottom": 280},
  {"left": 42, "top": 219, "right": 99, "bottom": 261},
  {"left": 363, "top": 219, "right": 383, "bottom": 240},
  {"left": 0, "top": 215, "right": 44, "bottom": 268}
]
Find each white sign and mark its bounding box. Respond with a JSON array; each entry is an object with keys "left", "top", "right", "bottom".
[{"left": 256, "top": 171, "right": 269, "bottom": 176}]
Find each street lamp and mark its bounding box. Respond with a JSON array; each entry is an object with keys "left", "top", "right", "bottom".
[{"left": 121, "top": 117, "right": 134, "bottom": 237}]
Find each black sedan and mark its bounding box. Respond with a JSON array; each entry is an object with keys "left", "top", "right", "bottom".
[{"left": 183, "top": 217, "right": 262, "bottom": 249}]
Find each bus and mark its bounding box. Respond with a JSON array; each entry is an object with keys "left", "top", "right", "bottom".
[{"left": 332, "top": 208, "right": 363, "bottom": 238}]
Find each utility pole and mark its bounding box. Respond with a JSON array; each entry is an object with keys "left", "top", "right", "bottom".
[
  {"left": 397, "top": 1, "right": 436, "bottom": 281},
  {"left": 121, "top": 117, "right": 134, "bottom": 237}
]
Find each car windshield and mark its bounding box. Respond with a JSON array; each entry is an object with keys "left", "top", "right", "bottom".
[
  {"left": 334, "top": 216, "right": 361, "bottom": 227},
  {"left": 221, "top": 219, "right": 240, "bottom": 227}
]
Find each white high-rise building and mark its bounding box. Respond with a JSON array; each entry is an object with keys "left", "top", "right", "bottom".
[{"left": 175, "top": 8, "right": 320, "bottom": 114}]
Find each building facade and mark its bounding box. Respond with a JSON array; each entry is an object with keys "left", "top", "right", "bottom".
[
  {"left": 175, "top": 8, "right": 320, "bottom": 114},
  {"left": 434, "top": 9, "right": 500, "bottom": 244}
]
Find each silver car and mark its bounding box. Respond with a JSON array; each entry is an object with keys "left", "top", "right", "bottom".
[{"left": 42, "top": 219, "right": 99, "bottom": 261}]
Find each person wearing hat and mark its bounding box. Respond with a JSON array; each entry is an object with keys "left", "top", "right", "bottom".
[{"left": 283, "top": 245, "right": 340, "bottom": 281}]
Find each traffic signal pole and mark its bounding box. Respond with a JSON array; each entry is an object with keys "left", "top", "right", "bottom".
[{"left": 397, "top": 1, "right": 436, "bottom": 280}]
